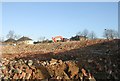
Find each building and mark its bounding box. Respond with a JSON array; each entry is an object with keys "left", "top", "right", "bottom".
[
  {"left": 17, "top": 36, "right": 33, "bottom": 45},
  {"left": 79, "top": 36, "right": 88, "bottom": 41},
  {"left": 63, "top": 38, "right": 70, "bottom": 42},
  {"left": 70, "top": 35, "right": 88, "bottom": 41},
  {"left": 4, "top": 38, "right": 16, "bottom": 45}
]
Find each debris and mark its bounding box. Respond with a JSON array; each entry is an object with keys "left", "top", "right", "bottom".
[
  {"left": 28, "top": 60, "right": 33, "bottom": 66},
  {"left": 50, "top": 58, "right": 58, "bottom": 65},
  {"left": 1, "top": 39, "right": 119, "bottom": 80}
]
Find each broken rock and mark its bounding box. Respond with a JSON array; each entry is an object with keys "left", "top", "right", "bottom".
[
  {"left": 50, "top": 58, "right": 58, "bottom": 65},
  {"left": 28, "top": 60, "right": 33, "bottom": 66}
]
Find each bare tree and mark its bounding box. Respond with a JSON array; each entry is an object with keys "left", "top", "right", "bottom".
[
  {"left": 6, "top": 30, "right": 15, "bottom": 39},
  {"left": 103, "top": 29, "right": 118, "bottom": 39},
  {"left": 82, "top": 29, "right": 89, "bottom": 37},
  {"left": 103, "top": 29, "right": 109, "bottom": 39},
  {"left": 14, "top": 34, "right": 21, "bottom": 40},
  {"left": 38, "top": 36, "right": 45, "bottom": 42},
  {"left": 88, "top": 31, "right": 97, "bottom": 39},
  {"left": 76, "top": 29, "right": 89, "bottom": 37},
  {"left": 76, "top": 31, "right": 82, "bottom": 36},
  {"left": 6, "top": 30, "right": 21, "bottom": 40},
  {"left": 0, "top": 36, "right": 4, "bottom": 42}
]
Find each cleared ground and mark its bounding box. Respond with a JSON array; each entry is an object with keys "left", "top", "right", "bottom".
[{"left": 0, "top": 39, "right": 120, "bottom": 80}]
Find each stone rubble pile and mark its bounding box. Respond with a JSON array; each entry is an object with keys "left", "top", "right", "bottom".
[
  {"left": 1, "top": 39, "right": 119, "bottom": 80},
  {"left": 0, "top": 58, "right": 96, "bottom": 80}
]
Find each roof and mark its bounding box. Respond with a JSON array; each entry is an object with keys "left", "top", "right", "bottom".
[
  {"left": 4, "top": 38, "right": 16, "bottom": 43},
  {"left": 17, "top": 36, "right": 32, "bottom": 41},
  {"left": 78, "top": 36, "right": 87, "bottom": 38}
]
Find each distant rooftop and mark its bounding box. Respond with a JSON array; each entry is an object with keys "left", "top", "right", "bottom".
[
  {"left": 17, "top": 36, "right": 32, "bottom": 41},
  {"left": 4, "top": 38, "right": 16, "bottom": 43}
]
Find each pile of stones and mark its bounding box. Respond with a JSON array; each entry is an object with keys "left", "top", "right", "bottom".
[
  {"left": 1, "top": 39, "right": 119, "bottom": 80},
  {"left": 0, "top": 58, "right": 96, "bottom": 80}
]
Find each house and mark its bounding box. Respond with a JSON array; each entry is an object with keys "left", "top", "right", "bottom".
[
  {"left": 70, "top": 35, "right": 88, "bottom": 41},
  {"left": 63, "top": 38, "right": 70, "bottom": 42},
  {"left": 4, "top": 38, "right": 16, "bottom": 45},
  {"left": 79, "top": 36, "right": 88, "bottom": 41},
  {"left": 17, "top": 36, "right": 33, "bottom": 45}
]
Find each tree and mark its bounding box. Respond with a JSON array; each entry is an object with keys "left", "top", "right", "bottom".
[
  {"left": 76, "top": 29, "right": 89, "bottom": 37},
  {"left": 6, "top": 30, "right": 15, "bottom": 39},
  {"left": 14, "top": 34, "right": 21, "bottom": 40},
  {"left": 0, "top": 36, "right": 4, "bottom": 42},
  {"left": 81, "top": 29, "right": 89, "bottom": 37},
  {"left": 76, "top": 31, "right": 82, "bottom": 36},
  {"left": 38, "top": 36, "right": 45, "bottom": 42},
  {"left": 6, "top": 30, "right": 21, "bottom": 40},
  {"left": 103, "top": 29, "right": 118, "bottom": 39},
  {"left": 88, "top": 31, "right": 97, "bottom": 39}
]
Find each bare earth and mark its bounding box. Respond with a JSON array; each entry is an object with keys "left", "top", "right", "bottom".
[{"left": 0, "top": 39, "right": 120, "bottom": 80}]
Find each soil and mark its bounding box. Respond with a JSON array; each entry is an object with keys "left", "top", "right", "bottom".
[{"left": 0, "top": 39, "right": 120, "bottom": 80}]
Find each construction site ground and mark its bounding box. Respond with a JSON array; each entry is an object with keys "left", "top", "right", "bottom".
[{"left": 0, "top": 39, "right": 120, "bottom": 80}]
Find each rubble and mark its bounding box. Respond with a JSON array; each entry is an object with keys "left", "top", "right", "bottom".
[
  {"left": 1, "top": 39, "right": 119, "bottom": 80},
  {"left": 65, "top": 61, "right": 79, "bottom": 78},
  {"left": 28, "top": 60, "right": 33, "bottom": 66},
  {"left": 49, "top": 58, "right": 58, "bottom": 65},
  {"left": 0, "top": 58, "right": 97, "bottom": 80}
]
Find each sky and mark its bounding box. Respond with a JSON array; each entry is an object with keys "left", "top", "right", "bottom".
[{"left": 2, "top": 2, "right": 118, "bottom": 41}]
